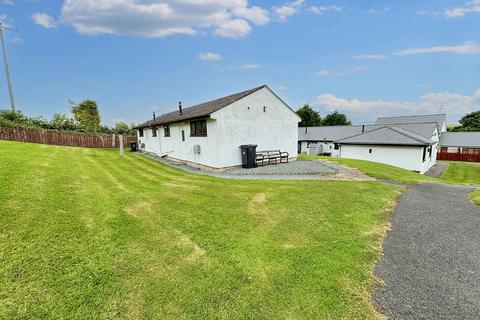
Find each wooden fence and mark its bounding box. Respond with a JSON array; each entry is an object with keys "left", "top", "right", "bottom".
[
  {"left": 0, "top": 127, "right": 136, "bottom": 148},
  {"left": 437, "top": 152, "right": 480, "bottom": 162}
]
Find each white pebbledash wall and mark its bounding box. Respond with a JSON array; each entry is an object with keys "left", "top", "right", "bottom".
[{"left": 137, "top": 87, "right": 300, "bottom": 169}]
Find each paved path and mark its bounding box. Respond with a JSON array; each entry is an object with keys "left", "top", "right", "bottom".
[
  {"left": 374, "top": 183, "right": 480, "bottom": 319},
  {"left": 144, "top": 154, "right": 372, "bottom": 181},
  {"left": 424, "top": 163, "right": 449, "bottom": 178}
]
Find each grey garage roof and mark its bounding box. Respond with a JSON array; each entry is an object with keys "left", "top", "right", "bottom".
[
  {"left": 440, "top": 132, "right": 480, "bottom": 148},
  {"left": 135, "top": 85, "right": 267, "bottom": 128},
  {"left": 298, "top": 122, "right": 437, "bottom": 142},
  {"left": 337, "top": 125, "right": 433, "bottom": 146},
  {"left": 375, "top": 114, "right": 446, "bottom": 132}
]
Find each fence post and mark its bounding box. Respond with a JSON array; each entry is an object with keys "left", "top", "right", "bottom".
[
  {"left": 119, "top": 134, "right": 124, "bottom": 157},
  {"left": 112, "top": 133, "right": 116, "bottom": 148}
]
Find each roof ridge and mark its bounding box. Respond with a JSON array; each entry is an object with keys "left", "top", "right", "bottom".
[
  {"left": 336, "top": 125, "right": 386, "bottom": 142},
  {"left": 386, "top": 125, "right": 431, "bottom": 144},
  {"left": 377, "top": 113, "right": 446, "bottom": 119},
  {"left": 185, "top": 84, "right": 266, "bottom": 111}
]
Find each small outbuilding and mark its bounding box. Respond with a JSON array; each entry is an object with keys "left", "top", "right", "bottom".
[{"left": 135, "top": 85, "right": 301, "bottom": 169}]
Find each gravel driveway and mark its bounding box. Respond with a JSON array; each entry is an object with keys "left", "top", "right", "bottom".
[{"left": 374, "top": 183, "right": 480, "bottom": 319}]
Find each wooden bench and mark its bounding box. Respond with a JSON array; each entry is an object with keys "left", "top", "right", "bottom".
[{"left": 256, "top": 150, "right": 289, "bottom": 166}]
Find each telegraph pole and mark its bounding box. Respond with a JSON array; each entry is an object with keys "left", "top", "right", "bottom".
[{"left": 0, "top": 22, "right": 16, "bottom": 112}]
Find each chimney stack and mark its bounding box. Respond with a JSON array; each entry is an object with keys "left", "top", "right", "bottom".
[
  {"left": 153, "top": 112, "right": 156, "bottom": 120},
  {"left": 179, "top": 102, "right": 183, "bottom": 114}
]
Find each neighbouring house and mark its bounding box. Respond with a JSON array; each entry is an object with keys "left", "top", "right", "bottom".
[
  {"left": 135, "top": 85, "right": 301, "bottom": 169},
  {"left": 439, "top": 132, "right": 480, "bottom": 154},
  {"left": 375, "top": 113, "right": 447, "bottom": 134},
  {"left": 437, "top": 132, "right": 480, "bottom": 162},
  {"left": 298, "top": 114, "right": 442, "bottom": 174},
  {"left": 337, "top": 125, "right": 438, "bottom": 174}
]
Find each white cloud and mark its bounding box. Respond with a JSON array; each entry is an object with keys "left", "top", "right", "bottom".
[
  {"left": 233, "top": 6, "right": 269, "bottom": 25},
  {"left": 11, "top": 37, "right": 23, "bottom": 43},
  {"left": 1, "top": 0, "right": 13, "bottom": 5},
  {"left": 313, "top": 89, "right": 480, "bottom": 122},
  {"left": 308, "top": 5, "right": 343, "bottom": 15},
  {"left": 367, "top": 7, "right": 390, "bottom": 14},
  {"left": 214, "top": 18, "right": 251, "bottom": 38},
  {"left": 354, "top": 41, "right": 480, "bottom": 60},
  {"left": 353, "top": 54, "right": 388, "bottom": 60},
  {"left": 60, "top": 0, "right": 269, "bottom": 39},
  {"left": 274, "top": 0, "right": 304, "bottom": 21},
  {"left": 241, "top": 64, "right": 262, "bottom": 69},
  {"left": 32, "top": 13, "right": 56, "bottom": 29},
  {"left": 314, "top": 66, "right": 367, "bottom": 77},
  {"left": 277, "top": 86, "right": 288, "bottom": 91},
  {"left": 315, "top": 70, "right": 331, "bottom": 77},
  {"left": 198, "top": 52, "right": 223, "bottom": 61},
  {"left": 444, "top": 0, "right": 480, "bottom": 17},
  {"left": 220, "top": 63, "right": 262, "bottom": 71},
  {"left": 394, "top": 41, "right": 480, "bottom": 56}
]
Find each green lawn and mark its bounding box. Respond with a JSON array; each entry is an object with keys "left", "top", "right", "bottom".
[
  {"left": 439, "top": 162, "right": 480, "bottom": 185},
  {"left": 439, "top": 162, "right": 480, "bottom": 205},
  {"left": 299, "top": 155, "right": 480, "bottom": 206},
  {"left": 300, "top": 154, "right": 436, "bottom": 184},
  {"left": 0, "top": 140, "right": 402, "bottom": 319}
]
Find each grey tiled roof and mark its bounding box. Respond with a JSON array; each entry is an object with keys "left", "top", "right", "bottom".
[
  {"left": 136, "top": 85, "right": 267, "bottom": 128},
  {"left": 440, "top": 132, "right": 480, "bottom": 148},
  {"left": 338, "top": 126, "right": 433, "bottom": 146},
  {"left": 298, "top": 122, "right": 437, "bottom": 142},
  {"left": 375, "top": 114, "right": 446, "bottom": 132}
]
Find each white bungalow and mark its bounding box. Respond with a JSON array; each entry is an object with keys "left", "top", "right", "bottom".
[
  {"left": 135, "top": 85, "right": 301, "bottom": 169},
  {"left": 298, "top": 114, "right": 445, "bottom": 174}
]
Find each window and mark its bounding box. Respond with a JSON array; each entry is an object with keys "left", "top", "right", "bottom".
[
  {"left": 139, "top": 128, "right": 144, "bottom": 137},
  {"left": 263, "top": 106, "right": 267, "bottom": 112},
  {"left": 334, "top": 143, "right": 339, "bottom": 150},
  {"left": 422, "top": 147, "right": 427, "bottom": 162},
  {"left": 164, "top": 125, "right": 170, "bottom": 137},
  {"left": 152, "top": 127, "right": 157, "bottom": 137},
  {"left": 429, "top": 146, "right": 432, "bottom": 158},
  {"left": 181, "top": 130, "right": 185, "bottom": 141},
  {"left": 190, "top": 120, "right": 207, "bottom": 137},
  {"left": 369, "top": 148, "right": 372, "bottom": 154}
]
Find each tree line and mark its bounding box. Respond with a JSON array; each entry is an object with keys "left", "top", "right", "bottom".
[
  {"left": 296, "top": 104, "right": 480, "bottom": 132},
  {"left": 0, "top": 100, "right": 136, "bottom": 135},
  {"left": 296, "top": 104, "right": 351, "bottom": 127}
]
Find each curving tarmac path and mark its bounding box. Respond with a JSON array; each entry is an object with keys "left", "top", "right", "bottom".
[{"left": 374, "top": 183, "right": 480, "bottom": 319}]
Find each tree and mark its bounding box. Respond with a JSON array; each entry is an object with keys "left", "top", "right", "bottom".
[
  {"left": 455, "top": 110, "right": 480, "bottom": 132},
  {"left": 50, "top": 113, "right": 77, "bottom": 131},
  {"left": 113, "top": 121, "right": 136, "bottom": 136},
  {"left": 322, "top": 111, "right": 351, "bottom": 126},
  {"left": 71, "top": 100, "right": 101, "bottom": 131},
  {"left": 296, "top": 104, "right": 322, "bottom": 127}
]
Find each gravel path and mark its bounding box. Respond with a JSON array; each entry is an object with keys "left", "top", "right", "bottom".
[
  {"left": 144, "top": 154, "right": 372, "bottom": 180},
  {"left": 374, "top": 183, "right": 480, "bottom": 319}
]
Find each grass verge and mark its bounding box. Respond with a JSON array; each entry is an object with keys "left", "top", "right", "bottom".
[
  {"left": 0, "top": 140, "right": 402, "bottom": 319},
  {"left": 439, "top": 162, "right": 480, "bottom": 185}
]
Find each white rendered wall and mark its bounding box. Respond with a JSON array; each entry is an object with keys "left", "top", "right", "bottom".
[
  {"left": 212, "top": 87, "right": 300, "bottom": 167},
  {"left": 137, "top": 87, "right": 300, "bottom": 168},
  {"left": 340, "top": 145, "right": 434, "bottom": 174},
  {"left": 137, "top": 128, "right": 161, "bottom": 155}
]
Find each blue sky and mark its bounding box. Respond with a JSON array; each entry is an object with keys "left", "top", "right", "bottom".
[{"left": 1, "top": 0, "right": 479, "bottom": 125}]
